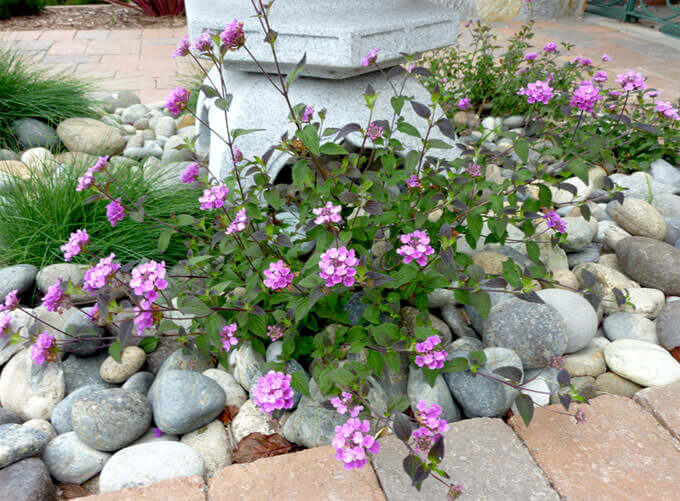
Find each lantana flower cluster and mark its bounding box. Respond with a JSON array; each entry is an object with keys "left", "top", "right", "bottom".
[
  {"left": 83, "top": 254, "right": 121, "bottom": 294},
  {"left": 570, "top": 81, "right": 602, "bottom": 113},
  {"left": 318, "top": 246, "right": 359, "bottom": 288},
  {"left": 412, "top": 401, "right": 449, "bottom": 452},
  {"left": 396, "top": 231, "right": 434, "bottom": 267},
  {"left": 517, "top": 80, "right": 554, "bottom": 105},
  {"left": 77, "top": 155, "right": 108, "bottom": 192},
  {"left": 252, "top": 370, "right": 295, "bottom": 414},
  {"left": 225, "top": 208, "right": 248, "bottom": 235},
  {"left": 199, "top": 184, "right": 229, "bottom": 210},
  {"left": 313, "top": 202, "right": 342, "bottom": 225},
  {"left": 414, "top": 335, "right": 447, "bottom": 370},
  {"left": 543, "top": 210, "right": 567, "bottom": 233},
  {"left": 61, "top": 229, "right": 89, "bottom": 261},
  {"left": 31, "top": 332, "right": 56, "bottom": 365},
  {"left": 263, "top": 260, "right": 294, "bottom": 291},
  {"left": 330, "top": 391, "right": 364, "bottom": 418},
  {"left": 43, "top": 279, "right": 66, "bottom": 313},
  {"left": 332, "top": 417, "right": 380, "bottom": 470},
  {"left": 220, "top": 323, "right": 239, "bottom": 352}
]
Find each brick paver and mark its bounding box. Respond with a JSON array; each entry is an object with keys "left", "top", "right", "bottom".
[
  {"left": 509, "top": 394, "right": 680, "bottom": 501},
  {"left": 208, "top": 446, "right": 386, "bottom": 501},
  {"left": 1, "top": 14, "right": 678, "bottom": 105},
  {"left": 634, "top": 381, "right": 680, "bottom": 441},
  {"left": 80, "top": 476, "right": 207, "bottom": 501},
  {"left": 372, "top": 417, "right": 559, "bottom": 501}
]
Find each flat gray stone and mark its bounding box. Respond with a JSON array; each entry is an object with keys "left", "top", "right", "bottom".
[
  {"left": 97, "top": 90, "right": 141, "bottom": 114},
  {"left": 0, "top": 457, "right": 56, "bottom": 501},
  {"left": 440, "top": 304, "right": 478, "bottom": 339},
  {"left": 652, "top": 193, "right": 680, "bottom": 219},
  {"left": 407, "top": 367, "right": 460, "bottom": 423},
  {"left": 536, "top": 288, "right": 598, "bottom": 354},
  {"left": 122, "top": 371, "right": 155, "bottom": 394},
  {"left": 616, "top": 236, "right": 680, "bottom": 295},
  {"left": 0, "top": 264, "right": 37, "bottom": 302},
  {"left": 202, "top": 369, "right": 248, "bottom": 408},
  {"left": 155, "top": 345, "right": 215, "bottom": 377},
  {"left": 42, "top": 431, "right": 110, "bottom": 484},
  {"left": 483, "top": 297, "right": 568, "bottom": 369},
  {"left": 650, "top": 158, "right": 680, "bottom": 186},
  {"left": 71, "top": 388, "right": 152, "bottom": 452},
  {"left": 610, "top": 171, "right": 678, "bottom": 200},
  {"left": 227, "top": 343, "right": 265, "bottom": 389},
  {"left": 50, "top": 384, "right": 106, "bottom": 435},
  {"left": 56, "top": 118, "right": 125, "bottom": 156},
  {"left": 62, "top": 352, "right": 114, "bottom": 394},
  {"left": 281, "top": 403, "right": 346, "bottom": 448},
  {"left": 99, "top": 442, "right": 205, "bottom": 493},
  {"left": 10, "top": 118, "right": 59, "bottom": 150},
  {"left": 372, "top": 418, "right": 559, "bottom": 500},
  {"left": 656, "top": 301, "right": 680, "bottom": 350},
  {"left": 0, "top": 423, "right": 49, "bottom": 468},
  {"left": 0, "top": 408, "right": 21, "bottom": 425},
  {"left": 150, "top": 370, "right": 226, "bottom": 435},
  {"left": 603, "top": 312, "right": 658, "bottom": 344}
]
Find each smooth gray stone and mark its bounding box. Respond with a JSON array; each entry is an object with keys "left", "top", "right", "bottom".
[
  {"left": 407, "top": 367, "right": 461, "bottom": 423},
  {"left": 652, "top": 193, "right": 680, "bottom": 219},
  {"left": 97, "top": 90, "right": 141, "bottom": 113},
  {"left": 616, "top": 236, "right": 680, "bottom": 295},
  {"left": 99, "top": 442, "right": 204, "bottom": 493},
  {"left": 650, "top": 158, "right": 680, "bottom": 186},
  {"left": 0, "top": 457, "right": 56, "bottom": 501},
  {"left": 10, "top": 118, "right": 59, "bottom": 150},
  {"left": 0, "top": 264, "right": 37, "bottom": 302},
  {"left": 483, "top": 297, "right": 568, "bottom": 369},
  {"left": 155, "top": 345, "right": 215, "bottom": 377},
  {"left": 609, "top": 171, "right": 678, "bottom": 199},
  {"left": 122, "top": 371, "right": 155, "bottom": 395},
  {"left": 0, "top": 423, "right": 49, "bottom": 468},
  {"left": 656, "top": 301, "right": 680, "bottom": 350},
  {"left": 536, "top": 288, "right": 598, "bottom": 354},
  {"left": 0, "top": 407, "right": 21, "bottom": 425},
  {"left": 560, "top": 217, "right": 594, "bottom": 252},
  {"left": 150, "top": 370, "right": 225, "bottom": 435},
  {"left": 0, "top": 148, "right": 18, "bottom": 161},
  {"left": 281, "top": 403, "right": 347, "bottom": 448},
  {"left": 227, "top": 343, "right": 264, "bottom": 389},
  {"left": 41, "top": 431, "right": 110, "bottom": 484},
  {"left": 603, "top": 313, "right": 658, "bottom": 344},
  {"left": 566, "top": 244, "right": 601, "bottom": 268},
  {"left": 71, "top": 389, "right": 152, "bottom": 452},
  {"left": 62, "top": 353, "right": 114, "bottom": 395},
  {"left": 121, "top": 104, "right": 150, "bottom": 125},
  {"left": 445, "top": 347, "right": 522, "bottom": 418},
  {"left": 440, "top": 304, "right": 478, "bottom": 339},
  {"left": 50, "top": 384, "right": 105, "bottom": 435},
  {"left": 60, "top": 309, "right": 106, "bottom": 356},
  {"left": 464, "top": 282, "right": 514, "bottom": 334}
]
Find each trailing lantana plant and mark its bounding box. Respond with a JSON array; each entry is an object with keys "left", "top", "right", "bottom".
[{"left": 6, "top": 1, "right": 678, "bottom": 497}]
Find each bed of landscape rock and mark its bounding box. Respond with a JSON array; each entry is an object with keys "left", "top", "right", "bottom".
[{"left": 2, "top": 90, "right": 680, "bottom": 499}]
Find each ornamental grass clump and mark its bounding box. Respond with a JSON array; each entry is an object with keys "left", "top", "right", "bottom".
[{"left": 6, "top": 2, "right": 680, "bottom": 496}]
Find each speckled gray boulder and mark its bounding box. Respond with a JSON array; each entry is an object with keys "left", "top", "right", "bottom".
[
  {"left": 71, "top": 389, "right": 152, "bottom": 452},
  {"left": 603, "top": 313, "right": 658, "bottom": 344},
  {"left": 0, "top": 424, "right": 49, "bottom": 468},
  {"left": 444, "top": 347, "right": 522, "bottom": 418},
  {"left": 61, "top": 308, "right": 106, "bottom": 356},
  {"left": 51, "top": 384, "right": 106, "bottom": 435},
  {"left": 483, "top": 297, "right": 568, "bottom": 369},
  {"left": 536, "top": 288, "right": 598, "bottom": 353},
  {"left": 122, "top": 371, "right": 155, "bottom": 394},
  {"left": 62, "top": 353, "right": 114, "bottom": 394},
  {"left": 150, "top": 370, "right": 225, "bottom": 435},
  {"left": 612, "top": 198, "right": 666, "bottom": 240},
  {"left": 11, "top": 118, "right": 59, "bottom": 149},
  {"left": 0, "top": 408, "right": 21, "bottom": 425},
  {"left": 0, "top": 457, "right": 56, "bottom": 501},
  {"left": 156, "top": 345, "right": 215, "bottom": 377},
  {"left": 42, "top": 432, "right": 110, "bottom": 484},
  {"left": 0, "top": 264, "right": 37, "bottom": 302},
  {"left": 407, "top": 367, "right": 461, "bottom": 423},
  {"left": 560, "top": 217, "right": 594, "bottom": 252},
  {"left": 228, "top": 343, "right": 265, "bottom": 389},
  {"left": 440, "top": 304, "right": 478, "bottom": 338},
  {"left": 282, "top": 403, "right": 347, "bottom": 448},
  {"left": 656, "top": 301, "right": 680, "bottom": 350},
  {"left": 616, "top": 236, "right": 680, "bottom": 295}
]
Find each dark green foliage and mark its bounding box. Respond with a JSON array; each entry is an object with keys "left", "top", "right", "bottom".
[{"left": 0, "top": 0, "right": 45, "bottom": 19}]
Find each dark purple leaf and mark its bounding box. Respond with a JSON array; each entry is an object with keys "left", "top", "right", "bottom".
[
  {"left": 251, "top": 231, "right": 268, "bottom": 242},
  {"left": 386, "top": 66, "right": 405, "bottom": 79},
  {"left": 393, "top": 412, "right": 413, "bottom": 441},
  {"left": 411, "top": 66, "right": 432, "bottom": 77},
  {"left": 262, "top": 146, "right": 276, "bottom": 165},
  {"left": 365, "top": 83, "right": 376, "bottom": 96},
  {"left": 365, "top": 272, "right": 393, "bottom": 287},
  {"left": 584, "top": 292, "right": 600, "bottom": 311},
  {"left": 602, "top": 176, "right": 614, "bottom": 191},
  {"left": 494, "top": 365, "right": 523, "bottom": 382},
  {"left": 559, "top": 393, "right": 572, "bottom": 411},
  {"left": 484, "top": 277, "right": 508, "bottom": 288},
  {"left": 364, "top": 200, "right": 383, "bottom": 215},
  {"left": 436, "top": 117, "right": 457, "bottom": 141},
  {"left": 613, "top": 288, "right": 626, "bottom": 307},
  {"left": 334, "top": 123, "right": 362, "bottom": 141},
  {"left": 517, "top": 291, "right": 544, "bottom": 304},
  {"left": 440, "top": 247, "right": 453, "bottom": 267},
  {"left": 613, "top": 191, "right": 624, "bottom": 204},
  {"left": 84, "top": 193, "right": 104, "bottom": 205},
  {"left": 439, "top": 223, "right": 452, "bottom": 238},
  {"left": 580, "top": 270, "right": 596, "bottom": 288},
  {"left": 410, "top": 101, "right": 431, "bottom": 119},
  {"left": 117, "top": 318, "right": 134, "bottom": 348},
  {"left": 557, "top": 369, "right": 571, "bottom": 386},
  {"left": 556, "top": 182, "right": 578, "bottom": 196},
  {"left": 338, "top": 191, "right": 359, "bottom": 204},
  {"left": 632, "top": 123, "right": 660, "bottom": 136},
  {"left": 428, "top": 435, "right": 445, "bottom": 461},
  {"left": 275, "top": 234, "right": 292, "bottom": 248},
  {"left": 515, "top": 393, "right": 534, "bottom": 426}
]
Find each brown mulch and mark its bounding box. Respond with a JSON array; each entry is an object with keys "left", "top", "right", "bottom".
[{"left": 0, "top": 5, "right": 186, "bottom": 31}]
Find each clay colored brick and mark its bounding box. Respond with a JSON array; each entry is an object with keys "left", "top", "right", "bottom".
[
  {"left": 510, "top": 394, "right": 680, "bottom": 501},
  {"left": 209, "top": 446, "right": 386, "bottom": 501},
  {"left": 372, "top": 418, "right": 558, "bottom": 501},
  {"left": 634, "top": 381, "right": 680, "bottom": 440},
  {"left": 80, "top": 476, "right": 207, "bottom": 501}
]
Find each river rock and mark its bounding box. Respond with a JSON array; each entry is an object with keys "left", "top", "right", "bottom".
[
  {"left": 228, "top": 343, "right": 265, "bottom": 389},
  {"left": 656, "top": 301, "right": 680, "bottom": 350},
  {"left": 150, "top": 370, "right": 225, "bottom": 435},
  {"left": 561, "top": 217, "right": 594, "bottom": 252},
  {"left": 122, "top": 371, "right": 155, "bottom": 394},
  {"left": 62, "top": 352, "right": 113, "bottom": 394},
  {"left": 536, "top": 288, "right": 598, "bottom": 353},
  {"left": 0, "top": 348, "right": 65, "bottom": 420},
  {"left": 603, "top": 313, "right": 658, "bottom": 344},
  {"left": 650, "top": 158, "right": 680, "bottom": 186},
  {"left": 572, "top": 262, "right": 639, "bottom": 312},
  {"left": 563, "top": 337, "right": 608, "bottom": 377},
  {"left": 445, "top": 347, "right": 522, "bottom": 418},
  {"left": 21, "top": 147, "right": 55, "bottom": 170},
  {"left": 232, "top": 399, "right": 289, "bottom": 443},
  {"left": 0, "top": 408, "right": 21, "bottom": 425},
  {"left": 100, "top": 346, "right": 146, "bottom": 383},
  {"left": 483, "top": 297, "right": 568, "bottom": 369},
  {"left": 612, "top": 198, "right": 666, "bottom": 240},
  {"left": 407, "top": 367, "right": 461, "bottom": 422},
  {"left": 23, "top": 419, "right": 56, "bottom": 443},
  {"left": 440, "top": 304, "right": 478, "bottom": 338},
  {"left": 0, "top": 264, "right": 37, "bottom": 301},
  {"left": 427, "top": 288, "right": 457, "bottom": 308},
  {"left": 0, "top": 457, "right": 56, "bottom": 501},
  {"left": 11, "top": 118, "right": 59, "bottom": 150},
  {"left": 202, "top": 368, "right": 248, "bottom": 408},
  {"left": 616, "top": 236, "right": 680, "bottom": 295},
  {"left": 60, "top": 308, "right": 106, "bottom": 355},
  {"left": 57, "top": 118, "right": 125, "bottom": 156},
  {"left": 71, "top": 389, "right": 152, "bottom": 451},
  {"left": 155, "top": 345, "right": 214, "bottom": 377},
  {"left": 42, "top": 432, "right": 110, "bottom": 484},
  {"left": 180, "top": 420, "right": 231, "bottom": 478},
  {"left": 604, "top": 339, "right": 680, "bottom": 387},
  {"left": 595, "top": 372, "right": 643, "bottom": 398},
  {"left": 121, "top": 104, "right": 150, "bottom": 124},
  {"left": 281, "top": 403, "right": 347, "bottom": 448},
  {"left": 610, "top": 171, "right": 677, "bottom": 199},
  {"left": 0, "top": 423, "right": 49, "bottom": 468},
  {"left": 652, "top": 193, "right": 680, "bottom": 219},
  {"left": 51, "top": 384, "right": 106, "bottom": 435},
  {"left": 98, "top": 441, "right": 204, "bottom": 493}
]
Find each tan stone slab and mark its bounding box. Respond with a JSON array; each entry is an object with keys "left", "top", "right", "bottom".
[
  {"left": 634, "top": 382, "right": 680, "bottom": 441},
  {"left": 0, "top": 30, "right": 42, "bottom": 41},
  {"left": 75, "top": 30, "right": 110, "bottom": 40},
  {"left": 80, "top": 476, "right": 207, "bottom": 501},
  {"left": 39, "top": 29, "right": 76, "bottom": 40},
  {"left": 509, "top": 394, "right": 680, "bottom": 501},
  {"left": 373, "top": 418, "right": 558, "bottom": 501},
  {"left": 47, "top": 39, "right": 90, "bottom": 55},
  {"left": 109, "top": 30, "right": 142, "bottom": 40},
  {"left": 208, "top": 446, "right": 386, "bottom": 501},
  {"left": 87, "top": 39, "right": 141, "bottom": 56}
]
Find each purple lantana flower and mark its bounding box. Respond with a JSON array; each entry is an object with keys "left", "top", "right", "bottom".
[
  {"left": 361, "top": 48, "right": 379, "bottom": 66},
  {"left": 252, "top": 370, "right": 295, "bottom": 414}
]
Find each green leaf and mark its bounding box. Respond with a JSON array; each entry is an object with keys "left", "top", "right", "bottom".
[
  {"left": 290, "top": 371, "right": 310, "bottom": 397},
  {"left": 292, "top": 159, "right": 312, "bottom": 186},
  {"left": 138, "top": 337, "right": 158, "bottom": 353},
  {"left": 427, "top": 138, "right": 452, "bottom": 149},
  {"left": 526, "top": 241, "right": 541, "bottom": 264},
  {"left": 158, "top": 228, "right": 174, "bottom": 253},
  {"left": 397, "top": 121, "right": 421, "bottom": 138},
  {"left": 298, "top": 125, "right": 320, "bottom": 156},
  {"left": 443, "top": 357, "right": 469, "bottom": 372},
  {"left": 319, "top": 142, "right": 347, "bottom": 155},
  {"left": 472, "top": 290, "right": 491, "bottom": 318},
  {"left": 469, "top": 350, "right": 487, "bottom": 366},
  {"left": 108, "top": 341, "right": 122, "bottom": 363},
  {"left": 385, "top": 351, "right": 400, "bottom": 374},
  {"left": 391, "top": 96, "right": 406, "bottom": 115},
  {"left": 286, "top": 53, "right": 306, "bottom": 89},
  {"left": 176, "top": 214, "right": 195, "bottom": 226},
  {"left": 367, "top": 349, "right": 383, "bottom": 375},
  {"left": 537, "top": 184, "right": 552, "bottom": 208},
  {"left": 569, "top": 158, "right": 589, "bottom": 185},
  {"left": 232, "top": 128, "right": 265, "bottom": 139},
  {"left": 362, "top": 304, "right": 380, "bottom": 324},
  {"left": 514, "top": 137, "right": 529, "bottom": 163},
  {"left": 515, "top": 393, "right": 534, "bottom": 426},
  {"left": 247, "top": 313, "right": 267, "bottom": 337},
  {"left": 387, "top": 395, "right": 411, "bottom": 413},
  {"left": 330, "top": 368, "right": 354, "bottom": 387},
  {"left": 179, "top": 297, "right": 212, "bottom": 316},
  {"left": 195, "top": 334, "right": 211, "bottom": 356}
]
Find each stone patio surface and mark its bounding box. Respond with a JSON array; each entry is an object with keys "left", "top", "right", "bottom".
[{"left": 1, "top": 14, "right": 678, "bottom": 104}]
